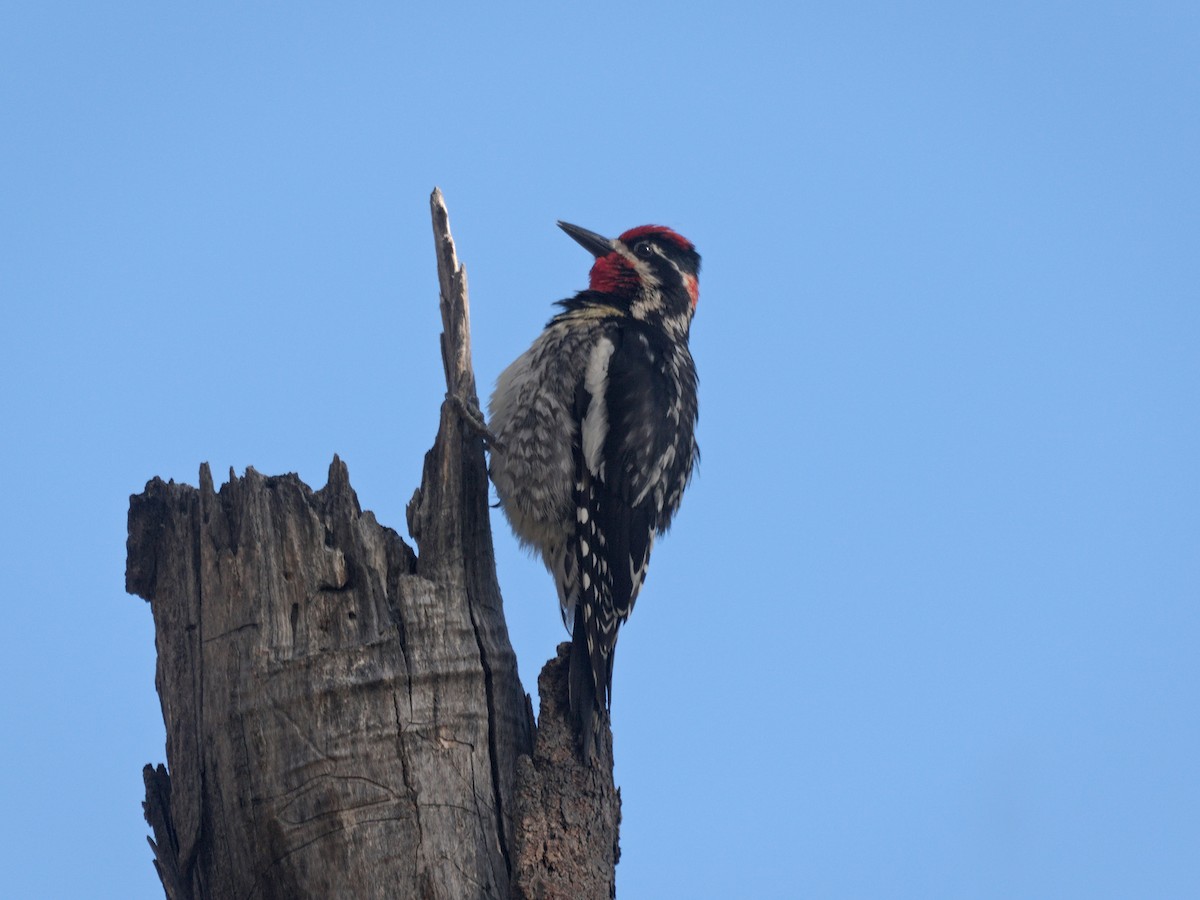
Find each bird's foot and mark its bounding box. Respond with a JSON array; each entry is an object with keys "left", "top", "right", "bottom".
[{"left": 446, "top": 391, "right": 505, "bottom": 452}]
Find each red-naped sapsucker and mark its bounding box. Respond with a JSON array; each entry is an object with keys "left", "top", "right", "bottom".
[{"left": 489, "top": 221, "right": 701, "bottom": 760}]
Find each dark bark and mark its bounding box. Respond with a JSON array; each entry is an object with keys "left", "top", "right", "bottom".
[
  {"left": 128, "top": 190, "right": 620, "bottom": 899},
  {"left": 512, "top": 647, "right": 620, "bottom": 900}
]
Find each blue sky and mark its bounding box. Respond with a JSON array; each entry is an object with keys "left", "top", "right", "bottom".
[{"left": 2, "top": 3, "right": 1197, "bottom": 897}]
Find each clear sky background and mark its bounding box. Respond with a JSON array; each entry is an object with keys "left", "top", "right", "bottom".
[{"left": 2, "top": 3, "right": 1197, "bottom": 898}]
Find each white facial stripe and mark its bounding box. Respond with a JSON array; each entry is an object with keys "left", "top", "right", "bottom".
[
  {"left": 613, "top": 241, "right": 660, "bottom": 289},
  {"left": 617, "top": 240, "right": 696, "bottom": 330}
]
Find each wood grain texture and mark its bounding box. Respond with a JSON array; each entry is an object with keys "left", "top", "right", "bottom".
[{"left": 127, "top": 190, "right": 620, "bottom": 899}]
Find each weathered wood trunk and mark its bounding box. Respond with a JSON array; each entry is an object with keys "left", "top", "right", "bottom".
[{"left": 127, "top": 191, "right": 619, "bottom": 899}]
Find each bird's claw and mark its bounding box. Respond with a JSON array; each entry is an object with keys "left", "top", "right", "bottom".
[{"left": 446, "top": 391, "right": 505, "bottom": 452}]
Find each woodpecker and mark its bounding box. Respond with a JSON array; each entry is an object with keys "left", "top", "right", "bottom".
[{"left": 488, "top": 220, "right": 701, "bottom": 760}]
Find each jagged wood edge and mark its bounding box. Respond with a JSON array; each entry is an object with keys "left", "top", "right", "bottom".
[
  {"left": 412, "top": 188, "right": 537, "bottom": 880},
  {"left": 420, "top": 189, "right": 621, "bottom": 897}
]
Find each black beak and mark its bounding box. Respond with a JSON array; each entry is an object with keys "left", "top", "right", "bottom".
[{"left": 557, "top": 221, "right": 613, "bottom": 258}]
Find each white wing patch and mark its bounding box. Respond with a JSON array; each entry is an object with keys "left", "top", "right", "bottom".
[{"left": 581, "top": 335, "right": 616, "bottom": 477}]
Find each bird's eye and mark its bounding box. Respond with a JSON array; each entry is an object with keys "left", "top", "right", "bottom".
[{"left": 634, "top": 241, "right": 655, "bottom": 259}]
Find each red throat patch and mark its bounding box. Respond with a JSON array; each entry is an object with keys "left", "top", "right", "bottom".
[
  {"left": 588, "top": 253, "right": 639, "bottom": 294},
  {"left": 684, "top": 274, "right": 699, "bottom": 309}
]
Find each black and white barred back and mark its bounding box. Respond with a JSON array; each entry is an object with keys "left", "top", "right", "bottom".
[{"left": 489, "top": 221, "right": 701, "bottom": 760}]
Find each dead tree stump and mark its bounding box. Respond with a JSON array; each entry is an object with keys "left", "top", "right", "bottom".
[{"left": 127, "top": 191, "right": 619, "bottom": 899}]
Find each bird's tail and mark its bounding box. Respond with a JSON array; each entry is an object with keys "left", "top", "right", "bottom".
[{"left": 568, "top": 612, "right": 600, "bottom": 762}]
